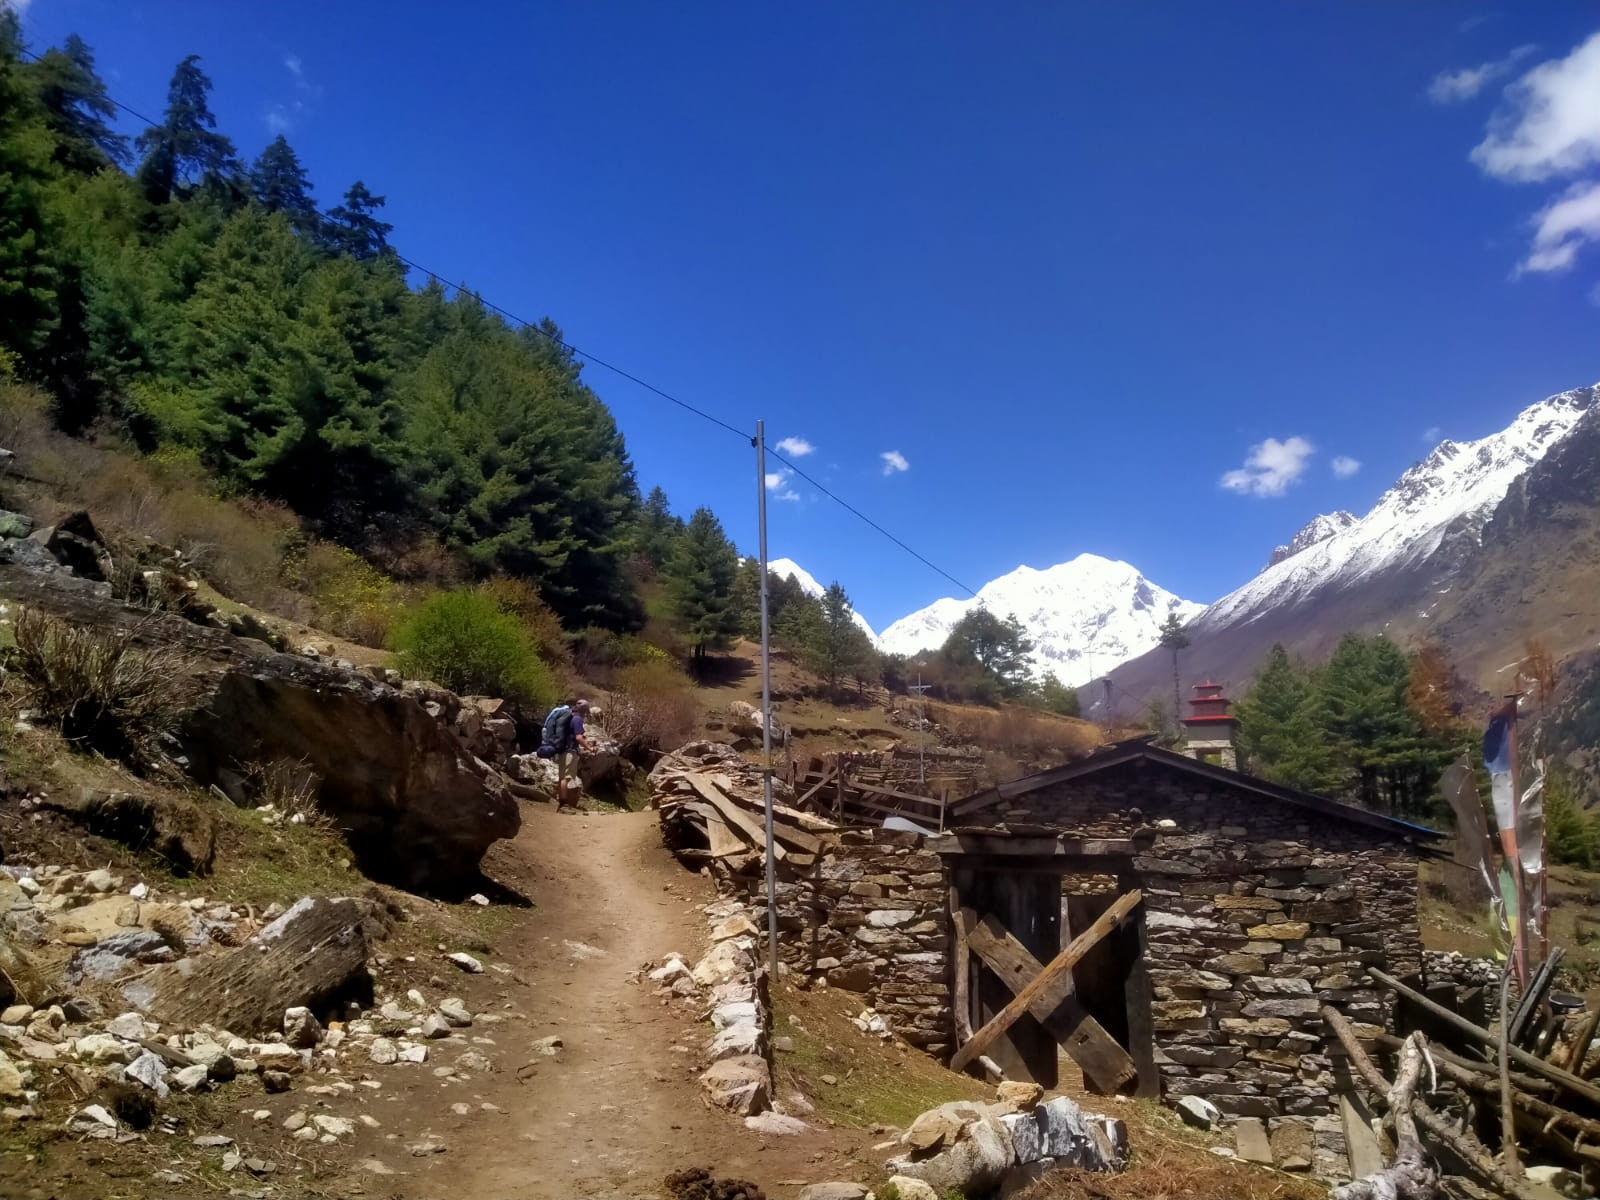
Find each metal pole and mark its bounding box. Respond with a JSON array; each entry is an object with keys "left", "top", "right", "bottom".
[{"left": 754, "top": 420, "right": 780, "bottom": 982}]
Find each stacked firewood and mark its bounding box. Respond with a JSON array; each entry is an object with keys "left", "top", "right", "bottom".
[
  {"left": 652, "top": 741, "right": 837, "bottom": 888},
  {"left": 1333, "top": 963, "right": 1600, "bottom": 1200}
]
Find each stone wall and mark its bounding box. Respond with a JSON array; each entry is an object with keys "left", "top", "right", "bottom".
[{"left": 966, "top": 756, "right": 1426, "bottom": 1128}]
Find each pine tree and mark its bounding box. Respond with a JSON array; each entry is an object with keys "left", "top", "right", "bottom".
[
  {"left": 941, "top": 609, "right": 1034, "bottom": 699},
  {"left": 250, "top": 135, "right": 319, "bottom": 237},
  {"left": 665, "top": 507, "right": 741, "bottom": 666},
  {"left": 637, "top": 485, "right": 684, "bottom": 569},
  {"left": 1158, "top": 612, "right": 1191, "bottom": 722},
  {"left": 807, "top": 582, "right": 876, "bottom": 691},
  {"left": 324, "top": 181, "right": 392, "bottom": 259},
  {"left": 0, "top": 12, "right": 61, "bottom": 364},
  {"left": 27, "top": 34, "right": 128, "bottom": 171},
  {"left": 135, "top": 55, "right": 238, "bottom": 203},
  {"left": 1039, "top": 675, "right": 1082, "bottom": 718},
  {"left": 1236, "top": 643, "right": 1340, "bottom": 793}
]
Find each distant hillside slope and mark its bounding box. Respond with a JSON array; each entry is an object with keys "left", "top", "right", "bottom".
[{"left": 1097, "top": 384, "right": 1600, "bottom": 714}]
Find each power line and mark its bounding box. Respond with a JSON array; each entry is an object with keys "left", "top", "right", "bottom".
[
  {"left": 21, "top": 39, "right": 978, "bottom": 599},
  {"left": 769, "top": 449, "right": 977, "bottom": 598}
]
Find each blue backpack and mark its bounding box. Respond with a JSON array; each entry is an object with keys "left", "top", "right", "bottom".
[{"left": 537, "top": 705, "right": 573, "bottom": 758}]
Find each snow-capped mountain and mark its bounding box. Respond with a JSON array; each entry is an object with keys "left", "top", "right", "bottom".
[
  {"left": 1198, "top": 384, "right": 1597, "bottom": 636},
  {"left": 765, "top": 557, "right": 879, "bottom": 643},
  {"left": 1103, "top": 382, "right": 1600, "bottom": 708},
  {"left": 879, "top": 554, "right": 1203, "bottom": 687},
  {"left": 1268, "top": 512, "right": 1356, "bottom": 567}
]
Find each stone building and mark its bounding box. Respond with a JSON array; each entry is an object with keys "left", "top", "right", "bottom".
[{"left": 784, "top": 736, "right": 1442, "bottom": 1128}]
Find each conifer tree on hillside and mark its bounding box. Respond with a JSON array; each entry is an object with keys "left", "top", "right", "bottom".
[
  {"left": 323, "top": 181, "right": 393, "bottom": 260},
  {"left": 0, "top": 12, "right": 60, "bottom": 363},
  {"left": 941, "top": 609, "right": 1034, "bottom": 699},
  {"left": 808, "top": 582, "right": 876, "bottom": 691},
  {"left": 1039, "top": 675, "right": 1081, "bottom": 717},
  {"left": 637, "top": 486, "right": 685, "bottom": 570},
  {"left": 1235, "top": 643, "right": 1340, "bottom": 793},
  {"left": 250, "top": 136, "right": 319, "bottom": 237},
  {"left": 1158, "top": 612, "right": 1191, "bottom": 725},
  {"left": 135, "top": 56, "right": 238, "bottom": 203},
  {"left": 28, "top": 34, "right": 128, "bottom": 171},
  {"left": 666, "top": 508, "right": 741, "bottom": 667}
]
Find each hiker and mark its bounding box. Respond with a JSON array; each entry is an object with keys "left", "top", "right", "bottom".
[{"left": 539, "top": 698, "right": 592, "bottom": 808}]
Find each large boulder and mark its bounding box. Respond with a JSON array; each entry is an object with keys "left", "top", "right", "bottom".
[
  {"left": 0, "top": 558, "right": 519, "bottom": 894},
  {"left": 887, "top": 1101, "right": 1014, "bottom": 1197},
  {"left": 183, "top": 664, "right": 519, "bottom": 891}
]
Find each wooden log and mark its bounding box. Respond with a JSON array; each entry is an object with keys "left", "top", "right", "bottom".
[
  {"left": 950, "top": 883, "right": 973, "bottom": 1043},
  {"left": 137, "top": 897, "right": 370, "bottom": 1037},
  {"left": 1564, "top": 1005, "right": 1600, "bottom": 1075},
  {"left": 1415, "top": 1042, "right": 1600, "bottom": 1144},
  {"left": 1373, "top": 1033, "right": 1556, "bottom": 1096},
  {"left": 1324, "top": 1007, "right": 1543, "bottom": 1200},
  {"left": 793, "top": 767, "right": 835, "bottom": 812},
  {"left": 1332, "top": 1031, "right": 1437, "bottom": 1200},
  {"left": 1508, "top": 948, "right": 1563, "bottom": 1050},
  {"left": 1370, "top": 968, "right": 1600, "bottom": 1107},
  {"left": 962, "top": 908, "right": 1137, "bottom": 1093},
  {"left": 949, "top": 889, "right": 1141, "bottom": 1074}
]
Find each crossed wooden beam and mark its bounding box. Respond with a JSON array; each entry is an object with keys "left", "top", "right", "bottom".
[{"left": 950, "top": 888, "right": 1144, "bottom": 1090}]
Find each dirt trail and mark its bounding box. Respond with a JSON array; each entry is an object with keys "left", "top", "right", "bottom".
[{"left": 434, "top": 806, "right": 857, "bottom": 1200}]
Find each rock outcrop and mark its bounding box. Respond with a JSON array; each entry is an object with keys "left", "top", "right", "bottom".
[{"left": 0, "top": 560, "right": 520, "bottom": 893}]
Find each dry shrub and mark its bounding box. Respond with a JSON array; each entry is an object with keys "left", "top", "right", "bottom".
[
  {"left": 239, "top": 757, "right": 335, "bottom": 833},
  {"left": 281, "top": 539, "right": 400, "bottom": 646},
  {"left": 6, "top": 610, "right": 198, "bottom": 768},
  {"left": 938, "top": 702, "right": 1102, "bottom": 764},
  {"left": 605, "top": 659, "right": 699, "bottom": 756}
]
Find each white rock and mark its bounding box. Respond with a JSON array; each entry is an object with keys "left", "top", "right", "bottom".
[
  {"left": 397, "top": 1042, "right": 427, "bottom": 1063},
  {"left": 712, "top": 1001, "right": 759, "bottom": 1029},
  {"left": 282, "top": 1111, "right": 308, "bottom": 1132},
  {"left": 1175, "top": 1095, "right": 1221, "bottom": 1131},
  {"left": 445, "top": 952, "right": 483, "bottom": 974},
  {"left": 173, "top": 1064, "right": 210, "bottom": 1092},
  {"left": 368, "top": 1038, "right": 399, "bottom": 1065},
  {"left": 437, "top": 999, "right": 472, "bottom": 1028},
  {"left": 691, "top": 939, "right": 753, "bottom": 988},
  {"left": 17, "top": 877, "right": 40, "bottom": 898},
  {"left": 129, "top": 882, "right": 149, "bottom": 901},
  {"left": 649, "top": 959, "right": 693, "bottom": 984},
  {"left": 710, "top": 1022, "right": 764, "bottom": 1060},
  {"left": 105, "top": 1012, "right": 146, "bottom": 1040},
  {"left": 84, "top": 869, "right": 116, "bottom": 893},
  {"left": 1, "top": 1004, "right": 35, "bottom": 1025},
  {"left": 421, "top": 1015, "right": 452, "bottom": 1040},
  {"left": 74, "top": 1034, "right": 136, "bottom": 1064},
  {"left": 72, "top": 1104, "right": 118, "bottom": 1130},
  {"left": 467, "top": 893, "right": 489, "bottom": 906},
  {"left": 406, "top": 989, "right": 426, "bottom": 1008},
  {"left": 282, "top": 1006, "right": 323, "bottom": 1048},
  {"left": 884, "top": 1179, "right": 938, "bottom": 1200},
  {"left": 126, "top": 1051, "right": 169, "bottom": 1097},
  {"left": 313, "top": 1115, "right": 355, "bottom": 1137},
  {"left": 744, "top": 1111, "right": 808, "bottom": 1135}
]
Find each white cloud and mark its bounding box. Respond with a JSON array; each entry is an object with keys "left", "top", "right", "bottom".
[
  {"left": 1220, "top": 436, "right": 1315, "bottom": 497},
  {"left": 1471, "top": 32, "right": 1600, "bottom": 181},
  {"left": 1517, "top": 178, "right": 1600, "bottom": 273},
  {"left": 880, "top": 450, "right": 909, "bottom": 476},
  {"left": 285, "top": 53, "right": 304, "bottom": 77},
  {"left": 1331, "top": 455, "right": 1362, "bottom": 479},
  {"left": 1422, "top": 425, "right": 1443, "bottom": 443},
  {"left": 265, "top": 105, "right": 293, "bottom": 134},
  {"left": 775, "top": 436, "right": 814, "bottom": 457},
  {"left": 0, "top": 0, "right": 33, "bottom": 12},
  {"left": 764, "top": 469, "right": 800, "bottom": 501},
  {"left": 1428, "top": 44, "right": 1536, "bottom": 104}
]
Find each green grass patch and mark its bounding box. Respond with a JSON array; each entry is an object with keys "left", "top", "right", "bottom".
[{"left": 770, "top": 984, "right": 987, "bottom": 1129}]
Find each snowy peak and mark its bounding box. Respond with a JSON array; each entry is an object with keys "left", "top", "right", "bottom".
[
  {"left": 1203, "top": 383, "right": 1599, "bottom": 632},
  {"left": 880, "top": 553, "right": 1202, "bottom": 687},
  {"left": 1269, "top": 512, "right": 1356, "bottom": 567},
  {"left": 764, "top": 557, "right": 879, "bottom": 643}
]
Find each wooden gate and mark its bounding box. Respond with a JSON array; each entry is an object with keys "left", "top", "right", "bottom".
[{"left": 934, "top": 831, "right": 1158, "bottom": 1096}]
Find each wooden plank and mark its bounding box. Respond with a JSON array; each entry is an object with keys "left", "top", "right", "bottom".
[
  {"left": 1370, "top": 968, "right": 1600, "bottom": 1107},
  {"left": 1339, "top": 1093, "right": 1384, "bottom": 1181},
  {"left": 683, "top": 776, "right": 785, "bottom": 860},
  {"left": 950, "top": 882, "right": 972, "bottom": 1042},
  {"left": 963, "top": 908, "right": 1137, "bottom": 1093},
  {"left": 793, "top": 766, "right": 835, "bottom": 811},
  {"left": 1508, "top": 948, "right": 1563, "bottom": 1049},
  {"left": 1118, "top": 869, "right": 1159, "bottom": 1098},
  {"left": 1564, "top": 1005, "right": 1600, "bottom": 1074},
  {"left": 950, "top": 889, "right": 1142, "bottom": 1074},
  {"left": 852, "top": 778, "right": 948, "bottom": 812}
]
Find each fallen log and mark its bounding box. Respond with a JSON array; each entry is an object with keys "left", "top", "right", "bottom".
[
  {"left": 1332, "top": 1030, "right": 1436, "bottom": 1200},
  {"left": 129, "top": 896, "right": 372, "bottom": 1036},
  {"left": 1323, "top": 1006, "right": 1540, "bottom": 1200}
]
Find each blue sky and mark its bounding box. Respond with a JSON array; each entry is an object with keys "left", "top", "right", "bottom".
[{"left": 15, "top": 2, "right": 1600, "bottom": 628}]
